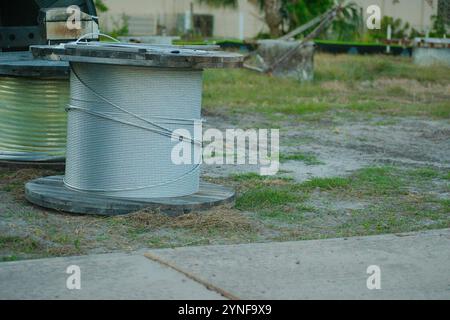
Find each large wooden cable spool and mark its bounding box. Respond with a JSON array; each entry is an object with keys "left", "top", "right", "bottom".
[{"left": 26, "top": 42, "right": 243, "bottom": 215}]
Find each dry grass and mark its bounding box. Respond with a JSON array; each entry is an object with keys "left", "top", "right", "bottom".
[
  {"left": 115, "top": 205, "right": 256, "bottom": 233},
  {"left": 0, "top": 168, "right": 60, "bottom": 200},
  {"left": 320, "top": 80, "right": 350, "bottom": 92}
]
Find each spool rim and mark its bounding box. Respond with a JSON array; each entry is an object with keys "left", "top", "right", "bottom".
[{"left": 25, "top": 176, "right": 236, "bottom": 216}]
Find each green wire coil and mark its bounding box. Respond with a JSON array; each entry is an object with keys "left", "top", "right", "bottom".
[{"left": 0, "top": 76, "right": 68, "bottom": 162}]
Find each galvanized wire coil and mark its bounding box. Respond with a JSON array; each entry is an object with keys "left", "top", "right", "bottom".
[
  {"left": 0, "top": 76, "right": 68, "bottom": 162},
  {"left": 64, "top": 62, "right": 203, "bottom": 198}
]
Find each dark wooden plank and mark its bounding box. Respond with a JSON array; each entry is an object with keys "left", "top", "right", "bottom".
[
  {"left": 0, "top": 51, "right": 69, "bottom": 78},
  {"left": 31, "top": 43, "right": 243, "bottom": 69},
  {"left": 25, "top": 176, "right": 235, "bottom": 216}
]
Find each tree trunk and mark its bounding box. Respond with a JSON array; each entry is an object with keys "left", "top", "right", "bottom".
[{"left": 263, "top": 0, "right": 283, "bottom": 37}]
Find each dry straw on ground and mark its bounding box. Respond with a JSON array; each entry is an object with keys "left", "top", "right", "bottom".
[{"left": 115, "top": 205, "right": 257, "bottom": 233}]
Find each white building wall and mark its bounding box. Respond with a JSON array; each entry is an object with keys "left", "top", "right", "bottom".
[
  {"left": 355, "top": 0, "right": 438, "bottom": 32},
  {"left": 99, "top": 0, "right": 266, "bottom": 39},
  {"left": 99, "top": 0, "right": 439, "bottom": 38}
]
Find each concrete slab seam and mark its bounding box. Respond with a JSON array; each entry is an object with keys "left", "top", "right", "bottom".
[{"left": 144, "top": 252, "right": 240, "bottom": 300}]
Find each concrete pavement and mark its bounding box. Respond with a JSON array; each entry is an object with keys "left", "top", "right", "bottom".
[
  {"left": 0, "top": 252, "right": 223, "bottom": 300},
  {"left": 148, "top": 229, "right": 450, "bottom": 300},
  {"left": 1, "top": 229, "right": 449, "bottom": 300}
]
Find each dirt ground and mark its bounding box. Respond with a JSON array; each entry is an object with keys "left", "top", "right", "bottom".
[
  {"left": 0, "top": 54, "right": 449, "bottom": 261},
  {"left": 204, "top": 114, "right": 450, "bottom": 179}
]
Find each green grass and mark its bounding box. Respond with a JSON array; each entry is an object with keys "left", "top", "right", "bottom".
[
  {"left": 1, "top": 165, "right": 449, "bottom": 261},
  {"left": 444, "top": 172, "right": 450, "bottom": 181},
  {"left": 314, "top": 54, "right": 450, "bottom": 82},
  {"left": 440, "top": 199, "right": 450, "bottom": 210},
  {"left": 280, "top": 152, "right": 323, "bottom": 165},
  {"left": 1, "top": 255, "right": 18, "bottom": 262},
  {"left": 231, "top": 173, "right": 302, "bottom": 211},
  {"left": 353, "top": 167, "right": 404, "bottom": 196},
  {"left": 230, "top": 166, "right": 447, "bottom": 231},
  {"left": 301, "top": 177, "right": 351, "bottom": 190},
  {"left": 298, "top": 167, "right": 406, "bottom": 196},
  {"left": 236, "top": 187, "right": 299, "bottom": 210},
  {"left": 203, "top": 69, "right": 329, "bottom": 114},
  {"left": 2, "top": 182, "right": 21, "bottom": 193},
  {"left": 0, "top": 236, "right": 43, "bottom": 254},
  {"left": 259, "top": 204, "right": 314, "bottom": 223},
  {"left": 411, "top": 168, "right": 440, "bottom": 179},
  {"left": 203, "top": 54, "right": 450, "bottom": 120},
  {"left": 230, "top": 166, "right": 449, "bottom": 233}
]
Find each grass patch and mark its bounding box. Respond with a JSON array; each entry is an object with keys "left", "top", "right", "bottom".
[
  {"left": 236, "top": 187, "right": 299, "bottom": 210},
  {"left": 411, "top": 168, "right": 440, "bottom": 179},
  {"left": 298, "top": 167, "right": 405, "bottom": 196},
  {"left": 0, "top": 236, "right": 43, "bottom": 254},
  {"left": 203, "top": 54, "right": 450, "bottom": 120},
  {"left": 314, "top": 54, "right": 450, "bottom": 83},
  {"left": 1, "top": 255, "right": 18, "bottom": 262},
  {"left": 231, "top": 167, "right": 418, "bottom": 220},
  {"left": 203, "top": 69, "right": 330, "bottom": 116},
  {"left": 259, "top": 204, "right": 315, "bottom": 223},
  {"left": 336, "top": 198, "right": 450, "bottom": 237},
  {"left": 280, "top": 152, "right": 323, "bottom": 165},
  {"left": 1, "top": 165, "right": 449, "bottom": 260},
  {"left": 227, "top": 173, "right": 308, "bottom": 219},
  {"left": 440, "top": 199, "right": 450, "bottom": 210},
  {"left": 231, "top": 172, "right": 275, "bottom": 181},
  {"left": 301, "top": 177, "right": 351, "bottom": 190},
  {"left": 0, "top": 168, "right": 61, "bottom": 199},
  {"left": 231, "top": 166, "right": 445, "bottom": 232},
  {"left": 353, "top": 167, "right": 404, "bottom": 196},
  {"left": 227, "top": 173, "right": 303, "bottom": 211}
]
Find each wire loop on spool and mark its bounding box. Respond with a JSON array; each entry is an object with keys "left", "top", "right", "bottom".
[{"left": 75, "top": 32, "right": 121, "bottom": 44}]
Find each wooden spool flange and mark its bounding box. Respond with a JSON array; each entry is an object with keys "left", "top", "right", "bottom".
[{"left": 26, "top": 176, "right": 236, "bottom": 216}]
